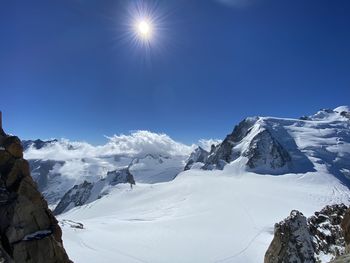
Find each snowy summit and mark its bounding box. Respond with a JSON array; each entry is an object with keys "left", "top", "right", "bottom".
[{"left": 21, "top": 106, "right": 350, "bottom": 263}]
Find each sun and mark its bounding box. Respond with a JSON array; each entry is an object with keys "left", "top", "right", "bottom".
[
  {"left": 122, "top": 1, "right": 168, "bottom": 51},
  {"left": 136, "top": 20, "right": 152, "bottom": 40}
]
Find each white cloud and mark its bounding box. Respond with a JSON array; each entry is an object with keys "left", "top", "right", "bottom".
[
  {"left": 24, "top": 139, "right": 96, "bottom": 160},
  {"left": 102, "top": 130, "right": 195, "bottom": 157},
  {"left": 198, "top": 139, "right": 222, "bottom": 152},
  {"left": 24, "top": 130, "right": 196, "bottom": 161},
  {"left": 24, "top": 130, "right": 225, "bottom": 162}
]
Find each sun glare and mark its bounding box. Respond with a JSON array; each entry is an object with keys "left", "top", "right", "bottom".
[
  {"left": 137, "top": 20, "right": 152, "bottom": 39},
  {"left": 121, "top": 0, "right": 169, "bottom": 53}
]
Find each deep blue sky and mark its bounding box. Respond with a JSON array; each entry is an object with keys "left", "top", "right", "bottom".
[{"left": 1, "top": 0, "right": 349, "bottom": 144}]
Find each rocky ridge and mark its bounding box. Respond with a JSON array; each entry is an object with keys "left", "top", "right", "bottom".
[
  {"left": 202, "top": 117, "right": 292, "bottom": 173},
  {"left": 53, "top": 168, "right": 135, "bottom": 215},
  {"left": 265, "top": 204, "right": 349, "bottom": 263},
  {"left": 184, "top": 146, "right": 209, "bottom": 170},
  {"left": 0, "top": 127, "right": 71, "bottom": 262}
]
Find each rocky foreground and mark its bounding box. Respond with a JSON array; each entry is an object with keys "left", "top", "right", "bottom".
[
  {"left": 265, "top": 204, "right": 350, "bottom": 263},
  {"left": 0, "top": 126, "right": 71, "bottom": 262}
]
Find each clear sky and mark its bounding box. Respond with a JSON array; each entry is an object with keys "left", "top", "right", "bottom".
[{"left": 1, "top": 0, "right": 349, "bottom": 144}]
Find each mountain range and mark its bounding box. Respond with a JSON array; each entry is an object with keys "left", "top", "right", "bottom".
[{"left": 22, "top": 106, "right": 350, "bottom": 263}]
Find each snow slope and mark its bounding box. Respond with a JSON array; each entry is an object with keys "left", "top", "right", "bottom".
[
  {"left": 59, "top": 107, "right": 350, "bottom": 263},
  {"left": 60, "top": 168, "right": 349, "bottom": 263},
  {"left": 201, "top": 107, "right": 350, "bottom": 181},
  {"left": 23, "top": 131, "right": 194, "bottom": 205}
]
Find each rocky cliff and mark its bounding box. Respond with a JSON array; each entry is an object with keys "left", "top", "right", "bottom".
[
  {"left": 54, "top": 168, "right": 136, "bottom": 215},
  {"left": 331, "top": 207, "right": 350, "bottom": 262},
  {"left": 184, "top": 146, "right": 209, "bottom": 170},
  {"left": 265, "top": 204, "right": 349, "bottom": 263},
  {"left": 0, "top": 131, "right": 71, "bottom": 262},
  {"left": 203, "top": 117, "right": 292, "bottom": 172},
  {"left": 265, "top": 210, "right": 315, "bottom": 263}
]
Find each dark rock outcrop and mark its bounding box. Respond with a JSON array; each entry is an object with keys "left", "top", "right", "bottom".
[
  {"left": 54, "top": 168, "right": 135, "bottom": 215},
  {"left": 340, "top": 111, "right": 350, "bottom": 120},
  {"left": 341, "top": 208, "right": 350, "bottom": 253},
  {"left": 53, "top": 181, "right": 93, "bottom": 215},
  {"left": 0, "top": 131, "right": 71, "bottom": 262},
  {"left": 60, "top": 220, "right": 84, "bottom": 230},
  {"left": 266, "top": 204, "right": 349, "bottom": 263},
  {"left": 244, "top": 129, "right": 291, "bottom": 171},
  {"left": 204, "top": 118, "right": 257, "bottom": 170},
  {"left": 203, "top": 118, "right": 291, "bottom": 172},
  {"left": 299, "top": 116, "right": 311, "bottom": 121},
  {"left": 184, "top": 147, "right": 209, "bottom": 171},
  {"left": 265, "top": 210, "right": 315, "bottom": 263},
  {"left": 330, "top": 208, "right": 350, "bottom": 262},
  {"left": 308, "top": 204, "right": 348, "bottom": 259},
  {"left": 107, "top": 168, "right": 135, "bottom": 186}
]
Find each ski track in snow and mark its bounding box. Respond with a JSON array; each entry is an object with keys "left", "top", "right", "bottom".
[
  {"left": 29, "top": 108, "right": 350, "bottom": 263},
  {"left": 214, "top": 229, "right": 266, "bottom": 263},
  {"left": 60, "top": 170, "right": 350, "bottom": 263}
]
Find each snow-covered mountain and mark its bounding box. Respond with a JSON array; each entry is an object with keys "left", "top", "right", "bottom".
[
  {"left": 23, "top": 106, "right": 350, "bottom": 263},
  {"left": 53, "top": 168, "right": 135, "bottom": 215},
  {"left": 23, "top": 131, "right": 194, "bottom": 210},
  {"left": 184, "top": 146, "right": 209, "bottom": 170},
  {"left": 198, "top": 106, "right": 350, "bottom": 181}
]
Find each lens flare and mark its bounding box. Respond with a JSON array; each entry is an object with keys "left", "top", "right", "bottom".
[
  {"left": 115, "top": 0, "right": 171, "bottom": 60},
  {"left": 136, "top": 20, "right": 152, "bottom": 39}
]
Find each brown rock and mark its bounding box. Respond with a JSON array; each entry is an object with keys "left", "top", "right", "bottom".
[
  {"left": 341, "top": 208, "right": 350, "bottom": 253},
  {"left": 342, "top": 208, "right": 350, "bottom": 233},
  {"left": 0, "top": 131, "right": 72, "bottom": 263},
  {"left": 5, "top": 159, "right": 30, "bottom": 189},
  {"left": 330, "top": 208, "right": 350, "bottom": 262},
  {"left": 0, "top": 243, "right": 13, "bottom": 263},
  {"left": 13, "top": 235, "right": 69, "bottom": 263},
  {"left": 0, "top": 150, "right": 12, "bottom": 167},
  {"left": 2, "top": 136, "right": 23, "bottom": 159}
]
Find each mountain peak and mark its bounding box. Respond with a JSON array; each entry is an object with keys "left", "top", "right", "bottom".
[{"left": 334, "top": 105, "right": 350, "bottom": 113}]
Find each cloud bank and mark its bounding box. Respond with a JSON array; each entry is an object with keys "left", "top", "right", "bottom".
[
  {"left": 198, "top": 139, "right": 222, "bottom": 152},
  {"left": 103, "top": 131, "right": 195, "bottom": 157},
  {"left": 24, "top": 130, "right": 197, "bottom": 161}
]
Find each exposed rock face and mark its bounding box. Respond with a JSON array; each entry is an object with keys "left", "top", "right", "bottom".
[
  {"left": 308, "top": 204, "right": 348, "bottom": 259},
  {"left": 331, "top": 254, "right": 350, "bottom": 263},
  {"left": 59, "top": 220, "right": 84, "bottom": 230},
  {"left": 184, "top": 147, "right": 209, "bottom": 171},
  {"left": 107, "top": 168, "right": 135, "bottom": 186},
  {"left": 265, "top": 210, "right": 315, "bottom": 263},
  {"left": 341, "top": 208, "right": 350, "bottom": 253},
  {"left": 54, "top": 168, "right": 135, "bottom": 215},
  {"left": 334, "top": 106, "right": 350, "bottom": 120},
  {"left": 244, "top": 129, "right": 291, "bottom": 171},
  {"left": 53, "top": 181, "right": 93, "bottom": 215},
  {"left": 204, "top": 118, "right": 257, "bottom": 170},
  {"left": 3, "top": 136, "right": 23, "bottom": 159},
  {"left": 340, "top": 111, "right": 350, "bottom": 120},
  {"left": 329, "top": 207, "right": 350, "bottom": 262},
  {"left": 0, "top": 132, "right": 71, "bottom": 262},
  {"left": 266, "top": 204, "right": 349, "bottom": 263},
  {"left": 0, "top": 126, "right": 5, "bottom": 137},
  {"left": 203, "top": 118, "right": 291, "bottom": 172}
]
